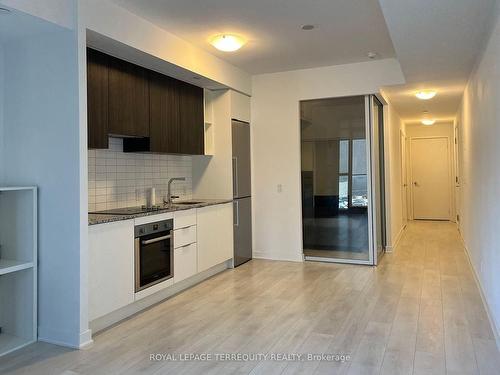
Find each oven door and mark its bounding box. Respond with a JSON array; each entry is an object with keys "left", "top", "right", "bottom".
[{"left": 135, "top": 230, "right": 173, "bottom": 292}]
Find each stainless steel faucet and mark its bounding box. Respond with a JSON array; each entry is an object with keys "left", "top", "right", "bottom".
[{"left": 165, "top": 177, "right": 186, "bottom": 207}]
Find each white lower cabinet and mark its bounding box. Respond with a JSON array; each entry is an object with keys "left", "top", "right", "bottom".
[
  {"left": 88, "top": 220, "right": 135, "bottom": 321},
  {"left": 88, "top": 204, "right": 233, "bottom": 328},
  {"left": 174, "top": 243, "right": 197, "bottom": 283},
  {"left": 197, "top": 203, "right": 233, "bottom": 272}
]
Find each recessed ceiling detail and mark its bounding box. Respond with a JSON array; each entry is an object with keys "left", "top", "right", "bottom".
[{"left": 112, "top": 0, "right": 396, "bottom": 74}]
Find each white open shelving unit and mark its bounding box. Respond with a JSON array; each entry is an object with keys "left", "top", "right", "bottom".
[{"left": 0, "top": 186, "right": 37, "bottom": 357}]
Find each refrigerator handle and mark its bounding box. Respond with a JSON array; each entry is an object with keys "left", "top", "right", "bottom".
[
  {"left": 233, "top": 200, "right": 239, "bottom": 227},
  {"left": 232, "top": 156, "right": 238, "bottom": 198}
]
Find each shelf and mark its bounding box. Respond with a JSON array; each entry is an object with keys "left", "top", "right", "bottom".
[
  {"left": 0, "top": 333, "right": 33, "bottom": 357},
  {"left": 0, "top": 259, "right": 34, "bottom": 276}
]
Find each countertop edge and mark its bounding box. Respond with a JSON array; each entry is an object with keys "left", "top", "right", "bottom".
[{"left": 88, "top": 199, "right": 233, "bottom": 226}]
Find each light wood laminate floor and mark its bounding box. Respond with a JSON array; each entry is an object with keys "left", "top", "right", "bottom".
[{"left": 1, "top": 221, "right": 499, "bottom": 374}]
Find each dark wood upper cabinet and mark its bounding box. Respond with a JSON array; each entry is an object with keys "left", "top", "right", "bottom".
[
  {"left": 86, "top": 48, "right": 205, "bottom": 154},
  {"left": 87, "top": 48, "right": 109, "bottom": 149},
  {"left": 179, "top": 81, "right": 205, "bottom": 155},
  {"left": 149, "top": 71, "right": 181, "bottom": 153},
  {"left": 108, "top": 56, "right": 150, "bottom": 138}
]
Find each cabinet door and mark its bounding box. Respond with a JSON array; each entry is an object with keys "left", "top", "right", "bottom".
[
  {"left": 179, "top": 82, "right": 204, "bottom": 155},
  {"left": 88, "top": 220, "right": 135, "bottom": 321},
  {"left": 108, "top": 57, "right": 149, "bottom": 137},
  {"left": 174, "top": 243, "right": 197, "bottom": 283},
  {"left": 197, "top": 203, "right": 233, "bottom": 272},
  {"left": 87, "top": 48, "right": 109, "bottom": 149},
  {"left": 149, "top": 72, "right": 180, "bottom": 153}
]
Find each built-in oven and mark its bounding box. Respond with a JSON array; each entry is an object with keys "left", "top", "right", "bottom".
[{"left": 134, "top": 219, "right": 174, "bottom": 292}]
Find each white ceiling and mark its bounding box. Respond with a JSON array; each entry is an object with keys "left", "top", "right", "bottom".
[
  {"left": 112, "top": 0, "right": 396, "bottom": 74},
  {"left": 378, "top": 0, "right": 498, "bottom": 122},
  {"left": 110, "top": 0, "right": 498, "bottom": 123}
]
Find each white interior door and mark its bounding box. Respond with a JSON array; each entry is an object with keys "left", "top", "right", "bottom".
[
  {"left": 410, "top": 137, "right": 451, "bottom": 220},
  {"left": 400, "top": 131, "right": 408, "bottom": 224}
]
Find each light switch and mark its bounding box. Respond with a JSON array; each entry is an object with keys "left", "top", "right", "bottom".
[{"left": 277, "top": 184, "right": 283, "bottom": 193}]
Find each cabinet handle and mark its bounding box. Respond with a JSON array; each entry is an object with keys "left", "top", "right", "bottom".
[
  {"left": 232, "top": 157, "right": 238, "bottom": 198},
  {"left": 141, "top": 234, "right": 171, "bottom": 245},
  {"left": 233, "top": 200, "right": 239, "bottom": 227}
]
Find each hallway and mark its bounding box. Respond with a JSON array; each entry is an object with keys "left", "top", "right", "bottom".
[{"left": 0, "top": 222, "right": 498, "bottom": 375}]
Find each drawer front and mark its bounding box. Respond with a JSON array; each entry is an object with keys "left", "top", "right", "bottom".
[
  {"left": 174, "top": 225, "right": 197, "bottom": 248},
  {"left": 174, "top": 208, "right": 197, "bottom": 229},
  {"left": 174, "top": 243, "right": 197, "bottom": 283}
]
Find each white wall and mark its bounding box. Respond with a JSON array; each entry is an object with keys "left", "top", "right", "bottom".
[
  {"left": 456, "top": 6, "right": 500, "bottom": 341},
  {"left": 0, "top": 0, "right": 75, "bottom": 29},
  {"left": 80, "top": 0, "right": 251, "bottom": 95},
  {"left": 382, "top": 100, "right": 405, "bottom": 250},
  {"left": 404, "top": 121, "right": 456, "bottom": 221},
  {"left": 1, "top": 26, "right": 83, "bottom": 347},
  {"left": 251, "top": 59, "right": 405, "bottom": 261}
]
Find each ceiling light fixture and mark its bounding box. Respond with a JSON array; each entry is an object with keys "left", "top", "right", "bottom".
[
  {"left": 421, "top": 119, "right": 436, "bottom": 126},
  {"left": 210, "top": 34, "right": 246, "bottom": 52},
  {"left": 367, "top": 51, "right": 378, "bottom": 59},
  {"left": 301, "top": 24, "right": 315, "bottom": 30},
  {"left": 415, "top": 90, "right": 437, "bottom": 100}
]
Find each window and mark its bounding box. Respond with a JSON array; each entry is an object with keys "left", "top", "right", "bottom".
[
  {"left": 351, "top": 139, "right": 368, "bottom": 207},
  {"left": 338, "top": 140, "right": 349, "bottom": 209},
  {"left": 338, "top": 139, "right": 368, "bottom": 209}
]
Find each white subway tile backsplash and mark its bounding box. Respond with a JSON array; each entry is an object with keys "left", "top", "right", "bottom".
[{"left": 88, "top": 137, "right": 193, "bottom": 212}]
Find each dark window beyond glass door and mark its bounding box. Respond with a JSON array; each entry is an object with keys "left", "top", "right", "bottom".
[{"left": 300, "top": 96, "right": 370, "bottom": 262}]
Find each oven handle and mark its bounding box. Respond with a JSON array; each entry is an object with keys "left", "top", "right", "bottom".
[{"left": 141, "top": 234, "right": 171, "bottom": 245}]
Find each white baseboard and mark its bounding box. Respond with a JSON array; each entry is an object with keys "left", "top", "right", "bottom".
[
  {"left": 386, "top": 224, "right": 406, "bottom": 253},
  {"left": 458, "top": 231, "right": 500, "bottom": 351},
  {"left": 90, "top": 261, "right": 229, "bottom": 334},
  {"left": 79, "top": 329, "right": 93, "bottom": 349},
  {"left": 253, "top": 250, "right": 303, "bottom": 262}
]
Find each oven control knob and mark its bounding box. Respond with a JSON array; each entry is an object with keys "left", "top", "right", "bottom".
[
  {"left": 139, "top": 228, "right": 145, "bottom": 234},
  {"left": 153, "top": 224, "right": 159, "bottom": 231}
]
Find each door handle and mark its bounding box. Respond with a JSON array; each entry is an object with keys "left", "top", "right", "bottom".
[
  {"left": 233, "top": 200, "right": 239, "bottom": 227},
  {"left": 141, "top": 234, "right": 171, "bottom": 245},
  {"left": 232, "top": 157, "right": 238, "bottom": 198},
  {"left": 413, "top": 181, "right": 419, "bottom": 187}
]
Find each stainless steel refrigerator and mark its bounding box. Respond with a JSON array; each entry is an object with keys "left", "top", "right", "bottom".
[{"left": 232, "top": 120, "right": 252, "bottom": 266}]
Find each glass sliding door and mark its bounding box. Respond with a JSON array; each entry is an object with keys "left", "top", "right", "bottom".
[
  {"left": 300, "top": 95, "right": 386, "bottom": 265},
  {"left": 370, "top": 96, "right": 387, "bottom": 264},
  {"left": 301, "top": 96, "right": 371, "bottom": 263}
]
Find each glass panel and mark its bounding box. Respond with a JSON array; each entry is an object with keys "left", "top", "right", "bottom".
[
  {"left": 300, "top": 96, "right": 369, "bottom": 262},
  {"left": 352, "top": 175, "right": 368, "bottom": 207},
  {"left": 339, "top": 140, "right": 349, "bottom": 174},
  {"left": 352, "top": 139, "right": 367, "bottom": 174},
  {"left": 339, "top": 175, "right": 349, "bottom": 210}
]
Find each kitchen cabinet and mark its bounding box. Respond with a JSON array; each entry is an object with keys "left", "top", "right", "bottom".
[
  {"left": 197, "top": 203, "right": 233, "bottom": 272},
  {"left": 149, "top": 71, "right": 180, "bottom": 153},
  {"left": 88, "top": 220, "right": 135, "bottom": 321},
  {"left": 107, "top": 55, "right": 149, "bottom": 138},
  {"left": 87, "top": 49, "right": 205, "bottom": 154},
  {"left": 230, "top": 90, "right": 251, "bottom": 123},
  {"left": 174, "top": 243, "right": 197, "bottom": 283},
  {"left": 179, "top": 82, "right": 205, "bottom": 155},
  {"left": 87, "top": 48, "right": 109, "bottom": 149}
]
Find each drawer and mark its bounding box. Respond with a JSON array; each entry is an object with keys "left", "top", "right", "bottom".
[
  {"left": 174, "top": 225, "right": 197, "bottom": 249},
  {"left": 174, "top": 243, "right": 197, "bottom": 283},
  {"left": 174, "top": 209, "right": 197, "bottom": 229}
]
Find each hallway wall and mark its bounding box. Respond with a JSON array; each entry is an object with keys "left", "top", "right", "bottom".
[
  {"left": 456, "top": 4, "right": 500, "bottom": 341},
  {"left": 404, "top": 122, "right": 456, "bottom": 221},
  {"left": 383, "top": 100, "right": 405, "bottom": 250}
]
